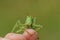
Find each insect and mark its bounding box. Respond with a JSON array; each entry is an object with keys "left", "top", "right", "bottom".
[
  {"left": 11, "top": 16, "right": 43, "bottom": 33},
  {"left": 0, "top": 16, "right": 43, "bottom": 40}
]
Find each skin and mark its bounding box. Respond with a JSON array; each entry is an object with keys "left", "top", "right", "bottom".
[
  {"left": 10, "top": 16, "right": 40, "bottom": 40},
  {"left": 5, "top": 33, "right": 27, "bottom": 40},
  {"left": 5, "top": 29, "right": 39, "bottom": 40},
  {"left": 23, "top": 29, "right": 39, "bottom": 40},
  {"left": 0, "top": 37, "right": 2, "bottom": 40},
  {"left": 0, "top": 38, "right": 11, "bottom": 40},
  {"left": 0, "top": 16, "right": 40, "bottom": 40}
]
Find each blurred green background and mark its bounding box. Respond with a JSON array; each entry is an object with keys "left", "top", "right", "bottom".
[{"left": 0, "top": 0, "right": 60, "bottom": 40}]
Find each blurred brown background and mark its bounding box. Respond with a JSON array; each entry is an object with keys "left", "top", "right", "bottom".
[{"left": 0, "top": 0, "right": 60, "bottom": 40}]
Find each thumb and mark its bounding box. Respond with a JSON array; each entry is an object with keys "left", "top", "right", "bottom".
[{"left": 23, "top": 29, "right": 39, "bottom": 40}]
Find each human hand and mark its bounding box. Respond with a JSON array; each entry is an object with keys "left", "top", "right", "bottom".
[{"left": 4, "top": 29, "right": 39, "bottom": 40}]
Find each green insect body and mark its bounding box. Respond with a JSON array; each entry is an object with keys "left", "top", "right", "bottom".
[
  {"left": 25, "top": 16, "right": 33, "bottom": 25},
  {"left": 11, "top": 16, "right": 43, "bottom": 33}
]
